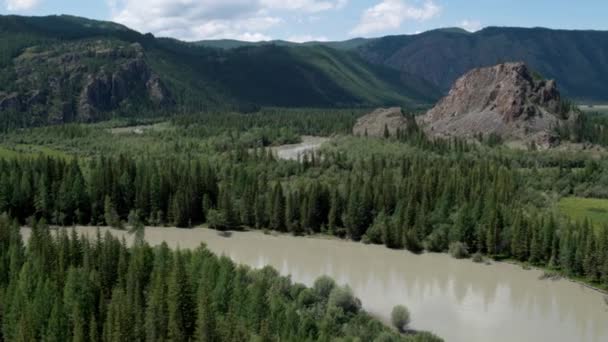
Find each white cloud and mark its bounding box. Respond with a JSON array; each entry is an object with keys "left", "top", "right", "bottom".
[
  {"left": 109, "top": 0, "right": 347, "bottom": 41},
  {"left": 351, "top": 0, "right": 441, "bottom": 36},
  {"left": 5, "top": 0, "right": 40, "bottom": 11},
  {"left": 460, "top": 19, "right": 482, "bottom": 32},
  {"left": 261, "top": 0, "right": 347, "bottom": 12},
  {"left": 287, "top": 34, "right": 329, "bottom": 42}
]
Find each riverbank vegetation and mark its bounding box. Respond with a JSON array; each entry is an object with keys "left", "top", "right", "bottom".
[
  {"left": 1, "top": 108, "right": 608, "bottom": 296},
  {"left": 0, "top": 217, "right": 441, "bottom": 341},
  {"left": 558, "top": 197, "right": 608, "bottom": 227}
]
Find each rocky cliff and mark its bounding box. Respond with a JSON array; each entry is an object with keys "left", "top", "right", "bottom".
[
  {"left": 353, "top": 107, "right": 415, "bottom": 137},
  {"left": 0, "top": 40, "right": 173, "bottom": 125},
  {"left": 418, "top": 62, "right": 577, "bottom": 147}
]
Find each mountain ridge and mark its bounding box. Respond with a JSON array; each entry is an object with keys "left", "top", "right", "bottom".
[
  {"left": 356, "top": 26, "right": 608, "bottom": 102},
  {"left": 195, "top": 25, "right": 608, "bottom": 103},
  {"left": 0, "top": 15, "right": 438, "bottom": 128}
]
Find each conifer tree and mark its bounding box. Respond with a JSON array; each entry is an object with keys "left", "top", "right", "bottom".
[{"left": 167, "top": 251, "right": 195, "bottom": 341}]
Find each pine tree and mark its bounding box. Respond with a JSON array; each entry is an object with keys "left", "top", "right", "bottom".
[
  {"left": 269, "top": 183, "right": 286, "bottom": 232},
  {"left": 167, "top": 251, "right": 195, "bottom": 341},
  {"left": 34, "top": 176, "right": 50, "bottom": 220},
  {"left": 195, "top": 285, "right": 216, "bottom": 342},
  {"left": 529, "top": 223, "right": 543, "bottom": 265},
  {"left": 327, "top": 188, "right": 341, "bottom": 233},
  {"left": 583, "top": 227, "right": 599, "bottom": 281},
  {"left": 510, "top": 212, "right": 528, "bottom": 261},
  {"left": 104, "top": 196, "right": 121, "bottom": 228},
  {"left": 145, "top": 244, "right": 171, "bottom": 341},
  {"left": 285, "top": 191, "right": 301, "bottom": 235}
]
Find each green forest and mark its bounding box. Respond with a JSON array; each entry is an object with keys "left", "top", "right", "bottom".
[
  {"left": 0, "top": 217, "right": 440, "bottom": 341},
  {"left": 0, "top": 108, "right": 607, "bottom": 287},
  {"left": 3, "top": 11, "right": 608, "bottom": 342},
  {"left": 1, "top": 107, "right": 608, "bottom": 341}
]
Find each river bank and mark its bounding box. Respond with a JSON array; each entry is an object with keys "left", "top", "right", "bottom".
[{"left": 20, "top": 226, "right": 608, "bottom": 342}]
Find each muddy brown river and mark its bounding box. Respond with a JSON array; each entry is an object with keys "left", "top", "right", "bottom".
[{"left": 21, "top": 227, "right": 608, "bottom": 342}]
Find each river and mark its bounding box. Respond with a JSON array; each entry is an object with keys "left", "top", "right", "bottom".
[
  {"left": 20, "top": 226, "right": 608, "bottom": 342},
  {"left": 273, "top": 136, "right": 329, "bottom": 160}
]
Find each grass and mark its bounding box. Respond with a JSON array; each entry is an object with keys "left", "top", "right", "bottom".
[
  {"left": 0, "top": 144, "right": 70, "bottom": 159},
  {"left": 558, "top": 197, "right": 608, "bottom": 227}
]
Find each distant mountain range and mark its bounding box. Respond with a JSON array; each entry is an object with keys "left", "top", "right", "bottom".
[
  {"left": 356, "top": 27, "right": 608, "bottom": 103},
  {"left": 199, "top": 26, "right": 608, "bottom": 104},
  {"left": 0, "top": 14, "right": 607, "bottom": 127}
]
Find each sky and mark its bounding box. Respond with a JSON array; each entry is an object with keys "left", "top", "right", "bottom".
[{"left": 1, "top": 0, "right": 607, "bottom": 42}]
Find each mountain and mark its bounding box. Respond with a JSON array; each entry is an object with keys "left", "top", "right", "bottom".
[
  {"left": 0, "top": 15, "right": 438, "bottom": 128},
  {"left": 418, "top": 62, "right": 578, "bottom": 148},
  {"left": 355, "top": 27, "right": 608, "bottom": 102},
  {"left": 195, "top": 38, "right": 373, "bottom": 51},
  {"left": 191, "top": 26, "right": 608, "bottom": 103}
]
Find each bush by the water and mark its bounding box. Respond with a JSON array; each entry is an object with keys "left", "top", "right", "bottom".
[
  {"left": 391, "top": 305, "right": 411, "bottom": 333},
  {"left": 472, "top": 252, "right": 484, "bottom": 263},
  {"left": 449, "top": 242, "right": 470, "bottom": 259}
]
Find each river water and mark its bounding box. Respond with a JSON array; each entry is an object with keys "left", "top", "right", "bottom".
[
  {"left": 21, "top": 227, "right": 608, "bottom": 342},
  {"left": 273, "top": 136, "right": 329, "bottom": 160}
]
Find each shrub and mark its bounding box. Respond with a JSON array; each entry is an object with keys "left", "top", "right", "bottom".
[
  {"left": 313, "top": 275, "right": 336, "bottom": 299},
  {"left": 449, "top": 242, "right": 469, "bottom": 259},
  {"left": 328, "top": 286, "right": 361, "bottom": 314},
  {"left": 206, "top": 209, "right": 227, "bottom": 230},
  {"left": 472, "top": 252, "right": 484, "bottom": 263},
  {"left": 391, "top": 305, "right": 411, "bottom": 333},
  {"left": 424, "top": 228, "right": 448, "bottom": 252}
]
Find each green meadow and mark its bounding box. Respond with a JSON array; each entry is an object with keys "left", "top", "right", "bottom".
[
  {"left": 558, "top": 197, "right": 608, "bottom": 226},
  {"left": 0, "top": 144, "right": 70, "bottom": 159}
]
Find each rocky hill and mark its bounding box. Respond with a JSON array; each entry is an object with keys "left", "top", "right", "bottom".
[
  {"left": 352, "top": 107, "right": 415, "bottom": 137},
  {"left": 418, "top": 62, "right": 578, "bottom": 147}
]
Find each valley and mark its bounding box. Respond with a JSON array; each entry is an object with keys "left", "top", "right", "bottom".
[{"left": 2, "top": 10, "right": 608, "bottom": 342}]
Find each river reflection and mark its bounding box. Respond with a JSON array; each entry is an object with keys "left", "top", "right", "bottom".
[{"left": 21, "top": 227, "right": 608, "bottom": 342}]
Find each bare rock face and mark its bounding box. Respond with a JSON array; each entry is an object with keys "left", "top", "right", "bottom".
[
  {"left": 419, "top": 62, "right": 577, "bottom": 147},
  {"left": 77, "top": 56, "right": 173, "bottom": 121},
  {"left": 1, "top": 41, "right": 174, "bottom": 124},
  {"left": 353, "top": 107, "right": 414, "bottom": 137}
]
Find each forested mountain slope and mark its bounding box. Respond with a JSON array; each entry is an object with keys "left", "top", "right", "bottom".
[
  {"left": 191, "top": 26, "right": 608, "bottom": 103},
  {"left": 0, "top": 15, "right": 439, "bottom": 128},
  {"left": 355, "top": 27, "right": 608, "bottom": 102}
]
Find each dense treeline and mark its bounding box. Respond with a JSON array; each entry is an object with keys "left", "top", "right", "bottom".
[
  {"left": 0, "top": 217, "right": 440, "bottom": 341},
  {"left": 555, "top": 111, "right": 608, "bottom": 147},
  {"left": 1, "top": 137, "right": 608, "bottom": 288},
  {"left": 0, "top": 108, "right": 365, "bottom": 154},
  {"left": 171, "top": 108, "right": 367, "bottom": 142},
  {"left": 2, "top": 110, "right": 608, "bottom": 290}
]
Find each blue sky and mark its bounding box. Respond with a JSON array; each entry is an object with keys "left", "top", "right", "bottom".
[{"left": 2, "top": 0, "right": 607, "bottom": 42}]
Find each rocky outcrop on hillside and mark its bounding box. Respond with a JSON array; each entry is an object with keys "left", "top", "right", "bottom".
[
  {"left": 418, "top": 62, "right": 578, "bottom": 147},
  {"left": 0, "top": 41, "right": 173, "bottom": 124},
  {"left": 353, "top": 107, "right": 415, "bottom": 137}
]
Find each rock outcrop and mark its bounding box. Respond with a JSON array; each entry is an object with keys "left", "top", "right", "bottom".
[
  {"left": 418, "top": 62, "right": 577, "bottom": 147},
  {"left": 353, "top": 107, "right": 415, "bottom": 137},
  {"left": 0, "top": 41, "right": 174, "bottom": 124}
]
